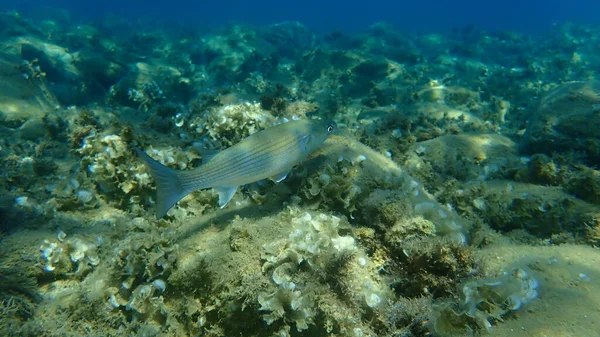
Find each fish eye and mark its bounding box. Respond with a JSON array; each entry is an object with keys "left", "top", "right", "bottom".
[{"left": 327, "top": 125, "right": 334, "bottom": 133}]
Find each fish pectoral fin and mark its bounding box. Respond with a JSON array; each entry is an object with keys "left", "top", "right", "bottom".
[
  {"left": 191, "top": 143, "right": 220, "bottom": 163},
  {"left": 215, "top": 186, "right": 238, "bottom": 208},
  {"left": 269, "top": 169, "right": 291, "bottom": 183},
  {"left": 299, "top": 134, "right": 311, "bottom": 152}
]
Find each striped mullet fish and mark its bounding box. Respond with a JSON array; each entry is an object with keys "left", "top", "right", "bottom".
[{"left": 136, "top": 118, "right": 336, "bottom": 218}]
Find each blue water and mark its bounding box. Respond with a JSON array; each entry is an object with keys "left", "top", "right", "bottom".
[
  {"left": 6, "top": 0, "right": 600, "bottom": 33},
  {"left": 1, "top": 0, "right": 600, "bottom": 336}
]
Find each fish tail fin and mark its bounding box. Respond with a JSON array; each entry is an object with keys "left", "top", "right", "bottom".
[{"left": 134, "top": 147, "right": 187, "bottom": 219}]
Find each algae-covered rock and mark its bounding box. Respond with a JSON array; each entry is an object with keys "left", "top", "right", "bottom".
[
  {"left": 298, "top": 156, "right": 364, "bottom": 216},
  {"left": 430, "top": 267, "right": 539, "bottom": 336},
  {"left": 316, "top": 134, "right": 469, "bottom": 243},
  {"left": 471, "top": 243, "right": 600, "bottom": 337},
  {"left": 405, "top": 133, "right": 518, "bottom": 184},
  {"left": 260, "top": 208, "right": 389, "bottom": 333},
  {"left": 107, "top": 62, "right": 167, "bottom": 111},
  {"left": 188, "top": 101, "right": 278, "bottom": 147},
  {"left": 19, "top": 38, "right": 80, "bottom": 83},
  {"left": 522, "top": 80, "right": 600, "bottom": 165},
  {"left": 262, "top": 21, "right": 314, "bottom": 59},
  {"left": 455, "top": 180, "right": 597, "bottom": 239},
  {"left": 0, "top": 52, "right": 59, "bottom": 123},
  {"left": 0, "top": 267, "right": 41, "bottom": 332},
  {"left": 39, "top": 231, "right": 101, "bottom": 277},
  {"left": 389, "top": 236, "right": 478, "bottom": 298}
]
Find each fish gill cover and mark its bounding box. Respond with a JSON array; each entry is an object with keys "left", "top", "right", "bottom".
[{"left": 0, "top": 1, "right": 599, "bottom": 337}]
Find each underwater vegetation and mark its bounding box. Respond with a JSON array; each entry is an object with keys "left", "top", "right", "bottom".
[
  {"left": 0, "top": 268, "right": 41, "bottom": 332},
  {"left": 0, "top": 8, "right": 599, "bottom": 337}
]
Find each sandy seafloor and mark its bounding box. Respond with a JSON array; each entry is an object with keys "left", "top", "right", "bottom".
[{"left": 1, "top": 7, "right": 600, "bottom": 337}]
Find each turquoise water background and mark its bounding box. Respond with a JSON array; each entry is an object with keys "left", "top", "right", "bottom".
[{"left": 4, "top": 0, "right": 600, "bottom": 33}]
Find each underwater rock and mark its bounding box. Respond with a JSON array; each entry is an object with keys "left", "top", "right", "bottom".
[
  {"left": 522, "top": 80, "right": 600, "bottom": 165},
  {"left": 189, "top": 101, "right": 279, "bottom": 147},
  {"left": 262, "top": 21, "right": 313, "bottom": 59},
  {"left": 405, "top": 133, "right": 518, "bottom": 183},
  {"left": 76, "top": 126, "right": 198, "bottom": 213},
  {"left": 107, "top": 62, "right": 167, "bottom": 111},
  {"left": 0, "top": 267, "right": 41, "bottom": 329},
  {"left": 317, "top": 134, "right": 469, "bottom": 243},
  {"left": 299, "top": 156, "right": 364, "bottom": 216},
  {"left": 20, "top": 39, "right": 80, "bottom": 83},
  {"left": 565, "top": 167, "right": 600, "bottom": 204},
  {"left": 414, "top": 101, "right": 484, "bottom": 125},
  {"left": 260, "top": 209, "right": 389, "bottom": 331},
  {"left": 364, "top": 23, "right": 420, "bottom": 65},
  {"left": 0, "top": 54, "right": 59, "bottom": 122},
  {"left": 45, "top": 175, "right": 99, "bottom": 212},
  {"left": 262, "top": 211, "right": 357, "bottom": 272},
  {"left": 257, "top": 286, "right": 314, "bottom": 331},
  {"left": 39, "top": 231, "right": 101, "bottom": 277},
  {"left": 342, "top": 56, "right": 390, "bottom": 98},
  {"left": 74, "top": 50, "right": 126, "bottom": 99},
  {"left": 197, "top": 25, "right": 276, "bottom": 84},
  {"left": 430, "top": 267, "right": 539, "bottom": 336},
  {"left": 459, "top": 180, "right": 597, "bottom": 239}
]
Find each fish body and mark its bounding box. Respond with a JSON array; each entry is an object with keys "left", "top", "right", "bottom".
[{"left": 136, "top": 119, "right": 335, "bottom": 218}]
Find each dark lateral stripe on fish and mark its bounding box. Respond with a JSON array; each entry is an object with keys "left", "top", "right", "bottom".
[
  {"left": 187, "top": 133, "right": 298, "bottom": 186},
  {"left": 136, "top": 119, "right": 335, "bottom": 218},
  {"left": 196, "top": 134, "right": 300, "bottom": 184}
]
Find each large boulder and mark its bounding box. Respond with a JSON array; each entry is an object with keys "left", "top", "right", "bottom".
[{"left": 522, "top": 81, "right": 600, "bottom": 165}]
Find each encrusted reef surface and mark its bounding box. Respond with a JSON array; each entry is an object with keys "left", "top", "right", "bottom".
[{"left": 1, "top": 8, "right": 600, "bottom": 337}]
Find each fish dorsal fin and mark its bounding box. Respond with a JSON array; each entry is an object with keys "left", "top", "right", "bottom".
[
  {"left": 215, "top": 186, "right": 238, "bottom": 208},
  {"left": 191, "top": 142, "right": 220, "bottom": 163},
  {"left": 269, "top": 169, "right": 290, "bottom": 183}
]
